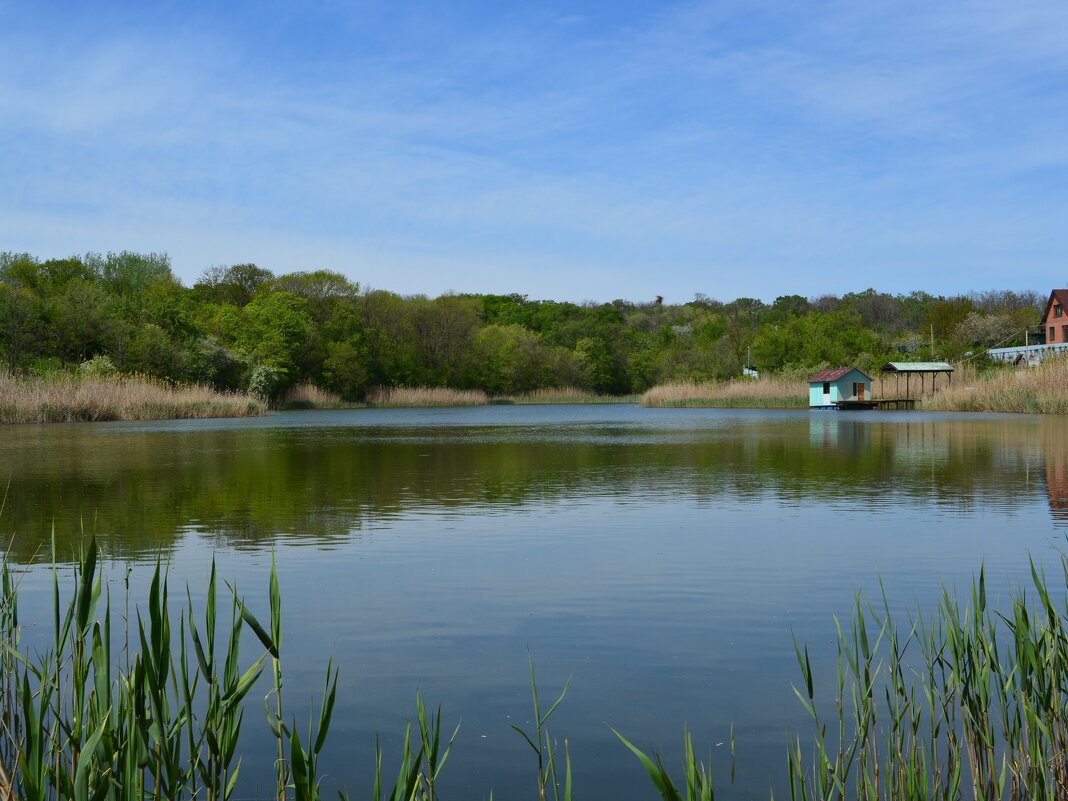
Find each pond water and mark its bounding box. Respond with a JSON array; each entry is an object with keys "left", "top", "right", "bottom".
[{"left": 2, "top": 405, "right": 1067, "bottom": 799}]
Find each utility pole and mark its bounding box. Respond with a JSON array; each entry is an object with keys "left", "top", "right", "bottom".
[{"left": 930, "top": 323, "right": 935, "bottom": 358}]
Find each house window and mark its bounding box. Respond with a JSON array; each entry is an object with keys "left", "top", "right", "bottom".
[
  {"left": 1063, "top": 325, "right": 1068, "bottom": 342},
  {"left": 823, "top": 382, "right": 830, "bottom": 395},
  {"left": 1052, "top": 327, "right": 1057, "bottom": 342},
  {"left": 1056, "top": 305, "right": 1063, "bottom": 318}
]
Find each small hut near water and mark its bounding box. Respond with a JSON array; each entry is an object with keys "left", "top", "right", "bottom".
[{"left": 808, "top": 367, "right": 872, "bottom": 409}]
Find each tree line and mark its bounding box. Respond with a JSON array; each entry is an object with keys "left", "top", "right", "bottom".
[{"left": 0, "top": 250, "right": 1046, "bottom": 399}]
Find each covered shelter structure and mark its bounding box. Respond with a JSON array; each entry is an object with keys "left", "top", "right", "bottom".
[{"left": 879, "top": 361, "right": 954, "bottom": 398}]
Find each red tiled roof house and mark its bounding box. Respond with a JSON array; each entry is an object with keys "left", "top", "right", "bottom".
[{"left": 1042, "top": 289, "right": 1068, "bottom": 345}]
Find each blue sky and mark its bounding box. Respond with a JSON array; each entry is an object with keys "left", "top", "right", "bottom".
[{"left": 2, "top": 0, "right": 1067, "bottom": 302}]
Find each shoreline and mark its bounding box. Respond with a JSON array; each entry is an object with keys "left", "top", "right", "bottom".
[{"left": 5, "top": 361, "right": 1067, "bottom": 422}]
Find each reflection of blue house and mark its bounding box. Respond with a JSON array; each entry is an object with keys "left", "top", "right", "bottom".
[{"left": 808, "top": 367, "right": 872, "bottom": 409}]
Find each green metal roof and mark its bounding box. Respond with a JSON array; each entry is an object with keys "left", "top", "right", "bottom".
[{"left": 880, "top": 361, "right": 954, "bottom": 372}]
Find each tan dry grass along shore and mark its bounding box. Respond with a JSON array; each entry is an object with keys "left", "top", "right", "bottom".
[
  {"left": 281, "top": 382, "right": 346, "bottom": 409},
  {"left": 366, "top": 386, "right": 489, "bottom": 407},
  {"left": 492, "top": 386, "right": 639, "bottom": 404},
  {"left": 642, "top": 376, "right": 809, "bottom": 408},
  {"left": 922, "top": 355, "right": 1068, "bottom": 413},
  {"left": 0, "top": 372, "right": 266, "bottom": 423}
]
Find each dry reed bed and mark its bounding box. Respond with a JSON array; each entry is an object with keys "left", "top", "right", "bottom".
[
  {"left": 281, "top": 382, "right": 346, "bottom": 409},
  {"left": 643, "top": 377, "right": 809, "bottom": 408},
  {"left": 923, "top": 356, "right": 1068, "bottom": 413},
  {"left": 0, "top": 372, "right": 266, "bottom": 423},
  {"left": 367, "top": 385, "right": 488, "bottom": 407},
  {"left": 493, "top": 386, "right": 639, "bottom": 404}
]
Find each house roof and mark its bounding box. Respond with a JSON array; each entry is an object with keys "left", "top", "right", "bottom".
[
  {"left": 880, "top": 361, "right": 954, "bottom": 373},
  {"left": 808, "top": 367, "right": 872, "bottom": 383},
  {"left": 1041, "top": 289, "right": 1068, "bottom": 323}
]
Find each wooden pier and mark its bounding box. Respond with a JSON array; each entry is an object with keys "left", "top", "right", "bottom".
[{"left": 835, "top": 398, "right": 916, "bottom": 411}]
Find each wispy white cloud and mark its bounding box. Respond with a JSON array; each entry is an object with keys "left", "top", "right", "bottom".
[{"left": 1, "top": 0, "right": 1066, "bottom": 299}]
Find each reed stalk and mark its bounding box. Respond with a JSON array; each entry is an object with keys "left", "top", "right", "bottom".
[{"left": 512, "top": 655, "right": 572, "bottom": 801}]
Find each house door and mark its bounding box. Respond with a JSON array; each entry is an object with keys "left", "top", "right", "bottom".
[
  {"left": 823, "top": 381, "right": 831, "bottom": 405},
  {"left": 858, "top": 383, "right": 865, "bottom": 400}
]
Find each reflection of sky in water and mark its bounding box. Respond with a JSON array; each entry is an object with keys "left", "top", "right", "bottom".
[{"left": 3, "top": 406, "right": 1068, "bottom": 800}]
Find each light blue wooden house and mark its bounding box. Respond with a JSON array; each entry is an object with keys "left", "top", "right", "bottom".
[{"left": 808, "top": 367, "right": 872, "bottom": 409}]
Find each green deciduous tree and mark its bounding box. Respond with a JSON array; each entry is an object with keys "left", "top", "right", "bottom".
[
  {"left": 0, "top": 283, "right": 44, "bottom": 371},
  {"left": 195, "top": 263, "right": 275, "bottom": 307},
  {"left": 410, "top": 295, "right": 481, "bottom": 385},
  {"left": 101, "top": 251, "right": 174, "bottom": 297},
  {"left": 49, "top": 280, "right": 114, "bottom": 364},
  {"left": 322, "top": 341, "right": 369, "bottom": 399},
  {"left": 471, "top": 324, "right": 550, "bottom": 394},
  {"left": 239, "top": 291, "right": 313, "bottom": 380},
  {"left": 752, "top": 311, "right": 885, "bottom": 372},
  {"left": 272, "top": 270, "right": 359, "bottom": 321}
]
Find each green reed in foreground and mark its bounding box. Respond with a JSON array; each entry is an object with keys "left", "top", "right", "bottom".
[
  {"left": 776, "top": 562, "right": 1068, "bottom": 801},
  {"left": 0, "top": 540, "right": 465, "bottom": 801},
  {"left": 614, "top": 561, "right": 1068, "bottom": 801},
  {"left": 6, "top": 540, "right": 1068, "bottom": 800}
]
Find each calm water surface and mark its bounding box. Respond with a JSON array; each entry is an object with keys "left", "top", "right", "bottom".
[{"left": 3, "top": 405, "right": 1068, "bottom": 799}]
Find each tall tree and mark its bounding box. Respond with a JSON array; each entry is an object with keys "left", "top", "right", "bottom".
[
  {"left": 0, "top": 284, "right": 44, "bottom": 371},
  {"left": 195, "top": 263, "right": 275, "bottom": 307}
]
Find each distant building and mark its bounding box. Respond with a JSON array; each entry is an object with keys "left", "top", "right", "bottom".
[
  {"left": 989, "top": 289, "right": 1068, "bottom": 365},
  {"left": 808, "top": 367, "right": 872, "bottom": 409},
  {"left": 1042, "top": 289, "right": 1068, "bottom": 345},
  {"left": 988, "top": 342, "right": 1068, "bottom": 366}
]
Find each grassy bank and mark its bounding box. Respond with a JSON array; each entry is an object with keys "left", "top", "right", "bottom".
[
  {"left": 366, "top": 385, "right": 489, "bottom": 407},
  {"left": 0, "top": 372, "right": 266, "bottom": 423},
  {"left": 922, "top": 356, "right": 1068, "bottom": 413},
  {"left": 7, "top": 538, "right": 1068, "bottom": 800},
  {"left": 642, "top": 377, "right": 809, "bottom": 408},
  {"left": 492, "top": 386, "right": 640, "bottom": 404}
]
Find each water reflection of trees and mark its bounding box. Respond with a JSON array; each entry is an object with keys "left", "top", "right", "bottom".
[{"left": 1, "top": 414, "right": 1066, "bottom": 562}]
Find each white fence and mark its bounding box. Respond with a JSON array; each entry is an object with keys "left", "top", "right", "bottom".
[{"left": 987, "top": 343, "right": 1068, "bottom": 366}]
